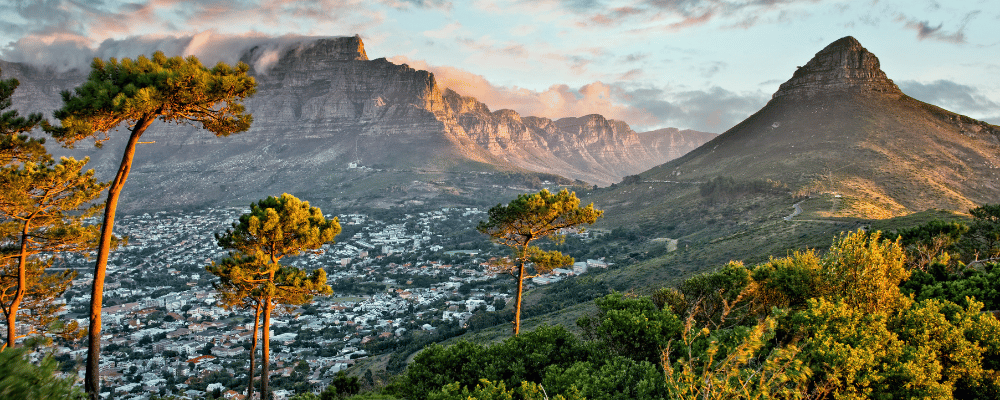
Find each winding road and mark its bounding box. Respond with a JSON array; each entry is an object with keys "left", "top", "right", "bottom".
[{"left": 783, "top": 201, "right": 804, "bottom": 221}]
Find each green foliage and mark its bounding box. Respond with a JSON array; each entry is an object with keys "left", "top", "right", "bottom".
[
  {"left": 0, "top": 76, "right": 104, "bottom": 349},
  {"left": 743, "top": 231, "right": 908, "bottom": 316},
  {"left": 393, "top": 325, "right": 595, "bottom": 399},
  {"left": 895, "top": 220, "right": 969, "bottom": 269},
  {"left": 968, "top": 204, "right": 1000, "bottom": 260},
  {"left": 901, "top": 262, "right": 1000, "bottom": 310},
  {"left": 787, "top": 296, "right": 1000, "bottom": 399},
  {"left": 821, "top": 231, "right": 908, "bottom": 313},
  {"left": 428, "top": 379, "right": 584, "bottom": 400},
  {"left": 478, "top": 189, "right": 602, "bottom": 334},
  {"left": 208, "top": 193, "right": 338, "bottom": 398},
  {"left": 675, "top": 261, "right": 757, "bottom": 328},
  {"left": 51, "top": 52, "right": 255, "bottom": 147},
  {"left": 577, "top": 292, "right": 681, "bottom": 365},
  {"left": 750, "top": 250, "right": 826, "bottom": 311},
  {"left": 209, "top": 193, "right": 338, "bottom": 311},
  {"left": 543, "top": 357, "right": 665, "bottom": 400},
  {"left": 396, "top": 227, "right": 1000, "bottom": 400},
  {"left": 0, "top": 72, "right": 47, "bottom": 164},
  {"left": 478, "top": 189, "right": 602, "bottom": 275},
  {"left": 699, "top": 176, "right": 788, "bottom": 204},
  {"left": 663, "top": 319, "right": 811, "bottom": 400},
  {"left": 890, "top": 204, "right": 1000, "bottom": 269},
  {"left": 321, "top": 371, "right": 361, "bottom": 399},
  {"left": 0, "top": 347, "right": 85, "bottom": 399},
  {"left": 51, "top": 50, "right": 257, "bottom": 397}
]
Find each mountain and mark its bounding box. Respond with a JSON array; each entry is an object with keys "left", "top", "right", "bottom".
[
  {"left": 443, "top": 90, "right": 713, "bottom": 184},
  {"left": 636, "top": 36, "right": 1000, "bottom": 218},
  {"left": 0, "top": 36, "right": 713, "bottom": 212}
]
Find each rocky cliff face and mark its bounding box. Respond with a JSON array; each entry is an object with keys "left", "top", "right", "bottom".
[
  {"left": 773, "top": 36, "right": 901, "bottom": 99},
  {"left": 442, "top": 89, "right": 713, "bottom": 184},
  {"left": 2, "top": 36, "right": 713, "bottom": 211}
]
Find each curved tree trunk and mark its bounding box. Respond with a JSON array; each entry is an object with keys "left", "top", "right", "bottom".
[
  {"left": 85, "top": 116, "right": 152, "bottom": 399},
  {"left": 246, "top": 302, "right": 262, "bottom": 399},
  {"left": 4, "top": 222, "right": 31, "bottom": 349},
  {"left": 514, "top": 260, "right": 525, "bottom": 336},
  {"left": 260, "top": 298, "right": 273, "bottom": 399}
]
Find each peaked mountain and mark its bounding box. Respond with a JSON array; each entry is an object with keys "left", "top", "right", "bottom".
[
  {"left": 1, "top": 36, "right": 712, "bottom": 212},
  {"left": 642, "top": 36, "right": 1000, "bottom": 218}
]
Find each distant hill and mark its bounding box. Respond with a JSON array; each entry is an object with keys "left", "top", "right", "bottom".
[
  {"left": 0, "top": 36, "right": 713, "bottom": 212},
  {"left": 636, "top": 36, "right": 1000, "bottom": 219}
]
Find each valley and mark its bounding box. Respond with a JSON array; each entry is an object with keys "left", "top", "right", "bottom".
[{"left": 46, "top": 204, "right": 618, "bottom": 398}]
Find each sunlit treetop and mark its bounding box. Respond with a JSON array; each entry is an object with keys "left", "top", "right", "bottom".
[
  {"left": 0, "top": 74, "right": 47, "bottom": 164},
  {"left": 51, "top": 51, "right": 256, "bottom": 147},
  {"left": 478, "top": 189, "right": 603, "bottom": 249}
]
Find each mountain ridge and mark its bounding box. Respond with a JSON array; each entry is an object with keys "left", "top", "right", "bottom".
[{"left": 1, "top": 36, "right": 714, "bottom": 211}]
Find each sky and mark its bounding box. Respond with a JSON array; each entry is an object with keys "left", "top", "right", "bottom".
[{"left": 0, "top": 0, "right": 997, "bottom": 133}]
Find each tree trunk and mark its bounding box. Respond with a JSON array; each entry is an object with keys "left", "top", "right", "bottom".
[
  {"left": 4, "top": 222, "right": 30, "bottom": 349},
  {"left": 259, "top": 298, "right": 273, "bottom": 399},
  {"left": 247, "top": 302, "right": 262, "bottom": 399},
  {"left": 85, "top": 116, "right": 152, "bottom": 399},
  {"left": 514, "top": 260, "right": 525, "bottom": 336}
]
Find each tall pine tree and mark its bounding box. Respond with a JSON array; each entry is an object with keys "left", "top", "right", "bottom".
[
  {"left": 209, "top": 193, "right": 338, "bottom": 398},
  {"left": 0, "top": 157, "right": 106, "bottom": 349},
  {"left": 49, "top": 52, "right": 255, "bottom": 398},
  {"left": 478, "top": 189, "right": 602, "bottom": 335},
  {"left": 0, "top": 68, "right": 105, "bottom": 350}
]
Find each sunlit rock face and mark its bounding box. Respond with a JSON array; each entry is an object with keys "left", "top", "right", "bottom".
[
  {"left": 2, "top": 36, "right": 713, "bottom": 211},
  {"left": 443, "top": 89, "right": 714, "bottom": 184},
  {"left": 772, "top": 36, "right": 902, "bottom": 99}
]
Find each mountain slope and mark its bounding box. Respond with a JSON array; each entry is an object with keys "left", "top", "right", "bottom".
[{"left": 641, "top": 36, "right": 1000, "bottom": 218}]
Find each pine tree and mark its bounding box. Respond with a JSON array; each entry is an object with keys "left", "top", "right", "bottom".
[
  {"left": 208, "top": 193, "right": 338, "bottom": 398},
  {"left": 49, "top": 52, "right": 256, "bottom": 398},
  {"left": 0, "top": 157, "right": 106, "bottom": 349},
  {"left": 0, "top": 72, "right": 46, "bottom": 164},
  {"left": 0, "top": 68, "right": 105, "bottom": 350},
  {"left": 477, "top": 189, "right": 602, "bottom": 335}
]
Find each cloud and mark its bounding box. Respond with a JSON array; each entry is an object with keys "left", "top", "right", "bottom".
[
  {"left": 391, "top": 55, "right": 625, "bottom": 119},
  {"left": 898, "top": 10, "right": 980, "bottom": 44},
  {"left": 390, "top": 55, "right": 766, "bottom": 132},
  {"left": 901, "top": 19, "right": 963, "bottom": 43},
  {"left": 561, "top": 0, "right": 813, "bottom": 32},
  {"left": 616, "top": 85, "right": 767, "bottom": 132},
  {"left": 424, "top": 22, "right": 463, "bottom": 39},
  {"left": 1, "top": 31, "right": 355, "bottom": 73},
  {"left": 0, "top": 0, "right": 377, "bottom": 57},
  {"left": 380, "top": 0, "right": 453, "bottom": 10},
  {"left": 586, "top": 6, "right": 646, "bottom": 26},
  {"left": 898, "top": 79, "right": 1000, "bottom": 119}
]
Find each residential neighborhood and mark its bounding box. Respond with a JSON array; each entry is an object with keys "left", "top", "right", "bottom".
[{"left": 37, "top": 205, "right": 606, "bottom": 399}]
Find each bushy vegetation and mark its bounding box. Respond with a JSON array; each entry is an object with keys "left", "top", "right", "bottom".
[
  {"left": 361, "top": 229, "right": 1000, "bottom": 400},
  {"left": 0, "top": 347, "right": 85, "bottom": 399},
  {"left": 699, "top": 176, "right": 789, "bottom": 204}
]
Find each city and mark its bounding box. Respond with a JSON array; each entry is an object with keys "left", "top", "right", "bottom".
[{"left": 43, "top": 205, "right": 606, "bottom": 399}]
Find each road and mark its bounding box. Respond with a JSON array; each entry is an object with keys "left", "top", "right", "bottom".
[{"left": 783, "top": 201, "right": 804, "bottom": 221}]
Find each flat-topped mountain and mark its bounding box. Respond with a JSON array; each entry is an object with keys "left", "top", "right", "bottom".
[
  {"left": 637, "top": 36, "right": 1000, "bottom": 218},
  {"left": 1, "top": 36, "right": 713, "bottom": 211}
]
